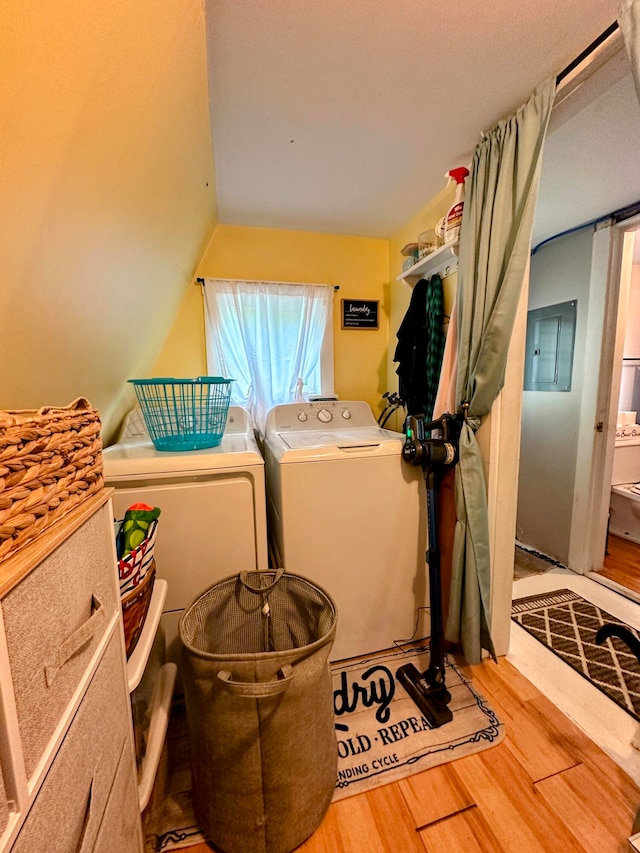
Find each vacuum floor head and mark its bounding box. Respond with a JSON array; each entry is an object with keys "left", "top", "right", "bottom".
[{"left": 396, "top": 662, "right": 452, "bottom": 728}]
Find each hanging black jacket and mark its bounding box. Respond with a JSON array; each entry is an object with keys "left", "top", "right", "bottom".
[{"left": 393, "top": 275, "right": 445, "bottom": 420}]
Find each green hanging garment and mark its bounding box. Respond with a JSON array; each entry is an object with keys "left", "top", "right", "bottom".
[{"left": 394, "top": 274, "right": 445, "bottom": 420}]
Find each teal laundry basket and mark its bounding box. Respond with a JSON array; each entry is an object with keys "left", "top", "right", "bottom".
[{"left": 128, "top": 377, "right": 233, "bottom": 451}]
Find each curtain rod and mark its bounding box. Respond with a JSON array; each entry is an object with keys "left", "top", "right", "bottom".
[
  {"left": 195, "top": 276, "right": 340, "bottom": 291},
  {"left": 556, "top": 20, "right": 619, "bottom": 85}
]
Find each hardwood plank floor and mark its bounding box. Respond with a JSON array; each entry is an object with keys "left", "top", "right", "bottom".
[
  {"left": 174, "top": 655, "right": 640, "bottom": 853},
  {"left": 515, "top": 533, "right": 640, "bottom": 598},
  {"left": 598, "top": 533, "right": 640, "bottom": 594}
]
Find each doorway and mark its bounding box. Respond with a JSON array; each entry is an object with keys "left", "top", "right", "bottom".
[
  {"left": 517, "top": 218, "right": 640, "bottom": 596},
  {"left": 589, "top": 223, "right": 640, "bottom": 598},
  {"left": 515, "top": 31, "right": 640, "bottom": 589}
]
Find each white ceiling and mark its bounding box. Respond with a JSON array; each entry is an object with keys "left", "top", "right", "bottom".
[{"left": 205, "top": 0, "right": 640, "bottom": 243}]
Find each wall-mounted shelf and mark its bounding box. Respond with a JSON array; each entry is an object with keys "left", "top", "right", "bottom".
[{"left": 397, "top": 241, "right": 459, "bottom": 284}]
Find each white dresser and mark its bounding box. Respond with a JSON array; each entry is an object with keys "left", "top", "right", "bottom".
[{"left": 0, "top": 489, "right": 143, "bottom": 852}]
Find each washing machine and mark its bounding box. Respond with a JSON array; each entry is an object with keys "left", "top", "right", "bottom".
[
  {"left": 263, "top": 400, "right": 428, "bottom": 661},
  {"left": 103, "top": 406, "right": 268, "bottom": 664}
]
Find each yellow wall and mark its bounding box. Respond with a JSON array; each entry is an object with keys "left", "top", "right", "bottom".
[
  {"left": 154, "top": 224, "right": 390, "bottom": 415},
  {"left": 0, "top": 1, "right": 217, "bottom": 443},
  {"left": 153, "top": 201, "right": 463, "bottom": 425}
]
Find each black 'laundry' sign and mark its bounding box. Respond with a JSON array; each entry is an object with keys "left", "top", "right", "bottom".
[{"left": 341, "top": 299, "right": 379, "bottom": 329}]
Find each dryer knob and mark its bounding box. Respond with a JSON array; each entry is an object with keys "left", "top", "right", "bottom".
[
  {"left": 317, "top": 409, "right": 333, "bottom": 423},
  {"left": 297, "top": 412, "right": 308, "bottom": 422},
  {"left": 341, "top": 409, "right": 351, "bottom": 419}
]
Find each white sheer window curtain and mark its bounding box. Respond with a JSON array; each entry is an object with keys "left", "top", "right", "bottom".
[{"left": 203, "top": 279, "right": 334, "bottom": 433}]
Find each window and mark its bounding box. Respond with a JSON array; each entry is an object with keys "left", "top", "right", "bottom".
[{"left": 203, "top": 279, "right": 334, "bottom": 433}]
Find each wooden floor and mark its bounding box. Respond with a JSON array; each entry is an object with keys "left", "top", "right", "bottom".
[
  {"left": 598, "top": 533, "right": 640, "bottom": 595},
  {"left": 182, "top": 654, "right": 640, "bottom": 853}
]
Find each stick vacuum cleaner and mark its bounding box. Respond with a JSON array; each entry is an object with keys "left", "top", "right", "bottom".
[{"left": 396, "top": 412, "right": 461, "bottom": 728}]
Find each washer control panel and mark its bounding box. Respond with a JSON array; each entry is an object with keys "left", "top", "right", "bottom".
[{"left": 272, "top": 400, "right": 377, "bottom": 432}]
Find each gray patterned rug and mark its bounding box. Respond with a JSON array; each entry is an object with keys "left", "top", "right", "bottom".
[{"left": 512, "top": 588, "right": 640, "bottom": 720}]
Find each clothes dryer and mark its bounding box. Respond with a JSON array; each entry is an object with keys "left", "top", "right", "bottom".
[
  {"left": 103, "top": 407, "right": 268, "bottom": 664},
  {"left": 263, "top": 401, "right": 428, "bottom": 661}
]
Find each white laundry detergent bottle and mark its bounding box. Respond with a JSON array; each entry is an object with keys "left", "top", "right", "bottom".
[{"left": 443, "top": 166, "right": 469, "bottom": 244}]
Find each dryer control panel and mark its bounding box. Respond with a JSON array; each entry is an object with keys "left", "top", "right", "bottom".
[{"left": 267, "top": 400, "right": 377, "bottom": 432}]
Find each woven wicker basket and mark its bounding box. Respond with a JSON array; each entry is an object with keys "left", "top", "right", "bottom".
[
  {"left": 122, "top": 560, "right": 156, "bottom": 658},
  {"left": 0, "top": 397, "right": 104, "bottom": 563}
]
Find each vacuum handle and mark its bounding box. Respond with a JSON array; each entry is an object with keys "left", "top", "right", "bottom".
[
  {"left": 217, "top": 665, "right": 294, "bottom": 697},
  {"left": 425, "top": 477, "right": 446, "bottom": 683}
]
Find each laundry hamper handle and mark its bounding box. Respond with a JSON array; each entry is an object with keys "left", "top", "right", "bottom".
[
  {"left": 239, "top": 567, "right": 285, "bottom": 594},
  {"left": 217, "top": 664, "right": 294, "bottom": 697}
]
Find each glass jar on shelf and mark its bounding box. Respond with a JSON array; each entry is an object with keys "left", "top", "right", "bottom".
[{"left": 417, "top": 229, "right": 441, "bottom": 259}]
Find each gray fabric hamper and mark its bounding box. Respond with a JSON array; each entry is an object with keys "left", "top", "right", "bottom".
[{"left": 179, "top": 569, "right": 338, "bottom": 853}]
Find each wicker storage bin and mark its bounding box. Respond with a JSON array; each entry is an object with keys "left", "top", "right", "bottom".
[
  {"left": 121, "top": 561, "right": 156, "bottom": 659},
  {"left": 0, "top": 398, "right": 104, "bottom": 563}
]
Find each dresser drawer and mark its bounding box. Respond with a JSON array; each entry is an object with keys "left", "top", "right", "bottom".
[
  {"left": 11, "top": 633, "right": 130, "bottom": 853},
  {"left": 93, "top": 739, "right": 142, "bottom": 853},
  {"left": 2, "top": 503, "right": 118, "bottom": 777}
]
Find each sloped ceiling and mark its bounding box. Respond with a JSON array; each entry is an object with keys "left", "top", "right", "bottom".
[
  {"left": 205, "top": 0, "right": 630, "bottom": 240},
  {"left": 0, "top": 1, "right": 217, "bottom": 441}
]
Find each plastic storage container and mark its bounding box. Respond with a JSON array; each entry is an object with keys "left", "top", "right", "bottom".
[
  {"left": 418, "top": 229, "right": 440, "bottom": 258},
  {"left": 128, "top": 377, "right": 233, "bottom": 452}
]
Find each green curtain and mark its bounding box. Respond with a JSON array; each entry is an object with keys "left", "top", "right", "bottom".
[
  {"left": 620, "top": 0, "right": 640, "bottom": 104},
  {"left": 444, "top": 77, "right": 556, "bottom": 664}
]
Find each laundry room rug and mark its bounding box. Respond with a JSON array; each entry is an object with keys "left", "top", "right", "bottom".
[
  {"left": 331, "top": 643, "right": 504, "bottom": 800},
  {"left": 511, "top": 588, "right": 640, "bottom": 720},
  {"left": 144, "top": 645, "right": 504, "bottom": 852}
]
